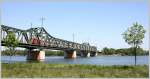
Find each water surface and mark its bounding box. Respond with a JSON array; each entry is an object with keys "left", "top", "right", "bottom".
[{"left": 1, "top": 56, "right": 149, "bottom": 65}]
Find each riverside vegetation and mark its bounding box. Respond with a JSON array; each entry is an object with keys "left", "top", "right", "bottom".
[
  {"left": 2, "top": 63, "right": 149, "bottom": 78},
  {"left": 1, "top": 49, "right": 64, "bottom": 56}
]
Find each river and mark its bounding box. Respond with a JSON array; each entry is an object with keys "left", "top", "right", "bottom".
[{"left": 1, "top": 56, "right": 149, "bottom": 65}]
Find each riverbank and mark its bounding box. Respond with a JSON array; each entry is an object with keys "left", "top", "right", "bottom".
[{"left": 2, "top": 63, "right": 149, "bottom": 78}]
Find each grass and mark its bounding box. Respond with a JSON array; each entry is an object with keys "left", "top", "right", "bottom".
[{"left": 2, "top": 63, "right": 149, "bottom": 78}]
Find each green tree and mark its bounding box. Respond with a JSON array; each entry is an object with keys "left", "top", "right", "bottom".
[
  {"left": 4, "top": 31, "right": 19, "bottom": 63},
  {"left": 122, "top": 22, "right": 146, "bottom": 65},
  {"left": 109, "top": 48, "right": 116, "bottom": 55},
  {"left": 101, "top": 47, "right": 116, "bottom": 55},
  {"left": 101, "top": 47, "right": 109, "bottom": 55}
]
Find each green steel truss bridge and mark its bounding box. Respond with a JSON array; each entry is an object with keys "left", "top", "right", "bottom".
[{"left": 1, "top": 25, "right": 97, "bottom": 53}]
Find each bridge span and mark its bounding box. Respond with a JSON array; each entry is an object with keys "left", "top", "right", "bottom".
[{"left": 1, "top": 25, "right": 98, "bottom": 60}]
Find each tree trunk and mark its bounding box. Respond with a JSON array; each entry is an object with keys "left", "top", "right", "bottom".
[{"left": 134, "top": 46, "right": 137, "bottom": 66}]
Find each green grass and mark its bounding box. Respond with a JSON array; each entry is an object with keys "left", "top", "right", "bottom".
[{"left": 2, "top": 63, "right": 149, "bottom": 78}]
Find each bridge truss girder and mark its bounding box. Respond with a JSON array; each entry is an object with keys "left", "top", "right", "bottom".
[{"left": 1, "top": 25, "right": 97, "bottom": 52}]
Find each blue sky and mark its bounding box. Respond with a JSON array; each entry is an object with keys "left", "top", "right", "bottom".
[{"left": 2, "top": 2, "right": 149, "bottom": 50}]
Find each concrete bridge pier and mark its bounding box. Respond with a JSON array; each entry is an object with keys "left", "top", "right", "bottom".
[
  {"left": 90, "top": 52, "right": 98, "bottom": 57},
  {"left": 81, "top": 52, "right": 91, "bottom": 57},
  {"left": 94, "top": 52, "right": 98, "bottom": 56},
  {"left": 64, "top": 50, "right": 77, "bottom": 58},
  {"left": 27, "top": 49, "right": 45, "bottom": 60}
]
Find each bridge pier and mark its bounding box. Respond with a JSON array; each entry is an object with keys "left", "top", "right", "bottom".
[
  {"left": 90, "top": 52, "right": 98, "bottom": 57},
  {"left": 94, "top": 52, "right": 98, "bottom": 56},
  {"left": 64, "top": 50, "right": 77, "bottom": 58},
  {"left": 81, "top": 52, "right": 91, "bottom": 57},
  {"left": 27, "top": 49, "right": 45, "bottom": 60}
]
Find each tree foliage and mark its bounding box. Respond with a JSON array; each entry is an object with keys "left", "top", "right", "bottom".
[
  {"left": 122, "top": 22, "right": 146, "bottom": 47},
  {"left": 100, "top": 47, "right": 148, "bottom": 56},
  {"left": 101, "top": 47, "right": 115, "bottom": 55},
  {"left": 3, "top": 31, "right": 19, "bottom": 56}
]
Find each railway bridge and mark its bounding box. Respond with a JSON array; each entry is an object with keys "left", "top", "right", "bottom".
[{"left": 1, "top": 25, "right": 97, "bottom": 60}]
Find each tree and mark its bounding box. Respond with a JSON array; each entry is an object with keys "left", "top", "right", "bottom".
[
  {"left": 109, "top": 48, "right": 116, "bottom": 55},
  {"left": 122, "top": 22, "right": 146, "bottom": 65},
  {"left": 101, "top": 47, "right": 115, "bottom": 55},
  {"left": 102, "top": 47, "right": 109, "bottom": 55},
  {"left": 4, "top": 31, "right": 19, "bottom": 63}
]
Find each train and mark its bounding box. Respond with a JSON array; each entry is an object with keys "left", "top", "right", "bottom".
[{"left": 31, "top": 38, "right": 48, "bottom": 46}]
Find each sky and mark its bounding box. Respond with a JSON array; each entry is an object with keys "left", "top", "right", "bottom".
[{"left": 1, "top": 1, "right": 149, "bottom": 50}]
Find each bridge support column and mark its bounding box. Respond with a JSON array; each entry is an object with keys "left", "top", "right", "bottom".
[
  {"left": 85, "top": 53, "right": 90, "bottom": 57},
  {"left": 64, "top": 50, "right": 76, "bottom": 58},
  {"left": 27, "top": 49, "right": 45, "bottom": 60},
  {"left": 94, "top": 52, "right": 98, "bottom": 56},
  {"left": 90, "top": 52, "right": 98, "bottom": 57},
  {"left": 81, "top": 52, "right": 90, "bottom": 57}
]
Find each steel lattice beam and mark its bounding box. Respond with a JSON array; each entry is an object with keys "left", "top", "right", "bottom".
[{"left": 1, "top": 25, "right": 97, "bottom": 52}]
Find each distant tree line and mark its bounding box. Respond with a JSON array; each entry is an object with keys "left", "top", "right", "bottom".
[
  {"left": 45, "top": 50, "right": 64, "bottom": 56},
  {"left": 1, "top": 50, "right": 64, "bottom": 56},
  {"left": 2, "top": 47, "right": 148, "bottom": 56},
  {"left": 100, "top": 47, "right": 149, "bottom": 56},
  {"left": 1, "top": 49, "right": 27, "bottom": 56}
]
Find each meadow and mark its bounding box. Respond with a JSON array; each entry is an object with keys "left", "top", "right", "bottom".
[{"left": 2, "top": 63, "right": 149, "bottom": 78}]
